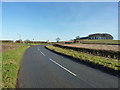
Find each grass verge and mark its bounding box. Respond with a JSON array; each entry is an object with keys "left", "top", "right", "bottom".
[
  {"left": 25, "top": 43, "right": 50, "bottom": 46},
  {"left": 46, "top": 45, "right": 119, "bottom": 71},
  {"left": 2, "top": 45, "right": 29, "bottom": 88}
]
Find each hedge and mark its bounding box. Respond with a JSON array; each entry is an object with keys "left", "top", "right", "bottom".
[{"left": 54, "top": 44, "right": 120, "bottom": 60}]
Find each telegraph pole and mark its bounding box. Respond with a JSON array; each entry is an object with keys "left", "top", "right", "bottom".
[
  {"left": 19, "top": 34, "right": 21, "bottom": 40},
  {"left": 33, "top": 38, "right": 34, "bottom": 44},
  {"left": 19, "top": 34, "right": 22, "bottom": 43}
]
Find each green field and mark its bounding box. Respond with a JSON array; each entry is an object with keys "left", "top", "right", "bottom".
[
  {"left": 79, "top": 40, "right": 120, "bottom": 44},
  {"left": 2, "top": 44, "right": 29, "bottom": 88},
  {"left": 46, "top": 45, "right": 119, "bottom": 71},
  {"left": 28, "top": 43, "right": 48, "bottom": 45}
]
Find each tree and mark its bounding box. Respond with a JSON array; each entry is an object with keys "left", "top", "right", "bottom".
[
  {"left": 46, "top": 40, "right": 49, "bottom": 42},
  {"left": 15, "top": 39, "right": 23, "bottom": 43},
  {"left": 73, "top": 36, "right": 80, "bottom": 43},
  {"left": 76, "top": 36, "right": 80, "bottom": 39},
  {"left": 2, "top": 40, "right": 13, "bottom": 43},
  {"left": 24, "top": 40, "right": 30, "bottom": 43},
  {"left": 56, "top": 37, "right": 60, "bottom": 42}
]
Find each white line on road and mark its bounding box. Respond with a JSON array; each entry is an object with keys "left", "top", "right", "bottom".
[
  {"left": 49, "top": 58, "right": 77, "bottom": 76},
  {"left": 40, "top": 51, "right": 46, "bottom": 56},
  {"left": 37, "top": 47, "right": 46, "bottom": 56}
]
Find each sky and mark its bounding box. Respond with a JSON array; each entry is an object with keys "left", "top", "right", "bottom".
[{"left": 2, "top": 2, "right": 118, "bottom": 41}]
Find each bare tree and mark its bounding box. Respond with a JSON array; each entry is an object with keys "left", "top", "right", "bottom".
[
  {"left": 24, "top": 39, "right": 30, "bottom": 43},
  {"left": 56, "top": 37, "right": 60, "bottom": 42},
  {"left": 76, "top": 36, "right": 80, "bottom": 39},
  {"left": 46, "top": 40, "right": 49, "bottom": 42},
  {"left": 15, "top": 39, "right": 23, "bottom": 43}
]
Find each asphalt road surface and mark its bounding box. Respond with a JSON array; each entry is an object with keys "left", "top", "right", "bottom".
[{"left": 18, "top": 45, "right": 118, "bottom": 88}]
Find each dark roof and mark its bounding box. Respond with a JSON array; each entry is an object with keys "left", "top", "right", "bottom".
[
  {"left": 80, "top": 37, "right": 89, "bottom": 39},
  {"left": 88, "top": 33, "right": 113, "bottom": 38}
]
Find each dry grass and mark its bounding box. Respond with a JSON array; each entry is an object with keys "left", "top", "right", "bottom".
[
  {"left": 59, "top": 44, "right": 119, "bottom": 52},
  {"left": 1, "top": 43, "right": 26, "bottom": 52},
  {"left": 80, "top": 40, "right": 120, "bottom": 44}
]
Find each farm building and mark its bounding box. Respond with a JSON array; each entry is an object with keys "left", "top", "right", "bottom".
[
  {"left": 75, "top": 33, "right": 113, "bottom": 40},
  {"left": 74, "top": 33, "right": 113, "bottom": 43},
  {"left": 88, "top": 33, "right": 113, "bottom": 40}
]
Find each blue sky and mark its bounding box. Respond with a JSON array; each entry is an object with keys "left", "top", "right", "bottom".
[{"left": 2, "top": 2, "right": 118, "bottom": 41}]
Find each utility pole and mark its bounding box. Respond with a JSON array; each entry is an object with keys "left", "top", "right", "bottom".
[
  {"left": 19, "top": 34, "right": 22, "bottom": 43},
  {"left": 19, "top": 34, "right": 21, "bottom": 40},
  {"left": 33, "top": 38, "right": 34, "bottom": 44}
]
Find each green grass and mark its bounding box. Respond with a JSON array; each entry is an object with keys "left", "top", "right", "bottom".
[
  {"left": 2, "top": 45, "right": 29, "bottom": 88},
  {"left": 46, "top": 45, "right": 119, "bottom": 71},
  {"left": 26, "top": 43, "right": 49, "bottom": 45},
  {"left": 28, "top": 43, "right": 40, "bottom": 45},
  {"left": 0, "top": 52, "right": 1, "bottom": 89},
  {"left": 80, "top": 40, "right": 120, "bottom": 44}
]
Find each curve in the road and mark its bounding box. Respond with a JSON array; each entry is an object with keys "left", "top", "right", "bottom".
[{"left": 17, "top": 45, "right": 118, "bottom": 88}]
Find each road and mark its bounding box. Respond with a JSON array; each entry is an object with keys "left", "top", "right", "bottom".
[{"left": 18, "top": 45, "right": 118, "bottom": 88}]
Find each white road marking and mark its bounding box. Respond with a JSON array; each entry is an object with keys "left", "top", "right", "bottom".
[
  {"left": 37, "top": 47, "right": 45, "bottom": 56},
  {"left": 49, "top": 58, "right": 77, "bottom": 76},
  {"left": 40, "top": 51, "right": 45, "bottom": 56}
]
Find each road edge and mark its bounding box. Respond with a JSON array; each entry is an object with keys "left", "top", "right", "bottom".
[{"left": 15, "top": 46, "right": 30, "bottom": 88}]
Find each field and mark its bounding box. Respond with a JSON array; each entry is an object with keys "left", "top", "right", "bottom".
[
  {"left": 46, "top": 45, "right": 119, "bottom": 71},
  {"left": 2, "top": 43, "right": 27, "bottom": 52},
  {"left": 2, "top": 43, "right": 29, "bottom": 88},
  {"left": 60, "top": 43, "right": 119, "bottom": 52},
  {"left": 0, "top": 42, "right": 1, "bottom": 89},
  {"left": 79, "top": 40, "right": 120, "bottom": 45},
  {"left": 28, "top": 43, "right": 48, "bottom": 45}
]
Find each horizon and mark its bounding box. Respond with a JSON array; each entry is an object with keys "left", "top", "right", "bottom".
[
  {"left": 1, "top": 32, "right": 118, "bottom": 42},
  {"left": 2, "top": 2, "right": 118, "bottom": 41}
]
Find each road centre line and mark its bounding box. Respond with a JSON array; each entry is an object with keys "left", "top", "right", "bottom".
[
  {"left": 49, "top": 58, "right": 77, "bottom": 77},
  {"left": 36, "top": 47, "right": 95, "bottom": 87},
  {"left": 37, "top": 47, "right": 45, "bottom": 56},
  {"left": 37, "top": 47, "right": 76, "bottom": 77},
  {"left": 40, "top": 51, "right": 46, "bottom": 56}
]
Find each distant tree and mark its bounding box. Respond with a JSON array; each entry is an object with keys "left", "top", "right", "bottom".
[
  {"left": 76, "top": 36, "right": 80, "bottom": 39},
  {"left": 15, "top": 39, "right": 23, "bottom": 43},
  {"left": 56, "top": 37, "right": 60, "bottom": 42},
  {"left": 46, "top": 40, "right": 49, "bottom": 43},
  {"left": 2, "top": 40, "right": 13, "bottom": 43},
  {"left": 73, "top": 36, "right": 80, "bottom": 43},
  {"left": 70, "top": 39, "right": 74, "bottom": 41},
  {"left": 24, "top": 40, "right": 30, "bottom": 43}
]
